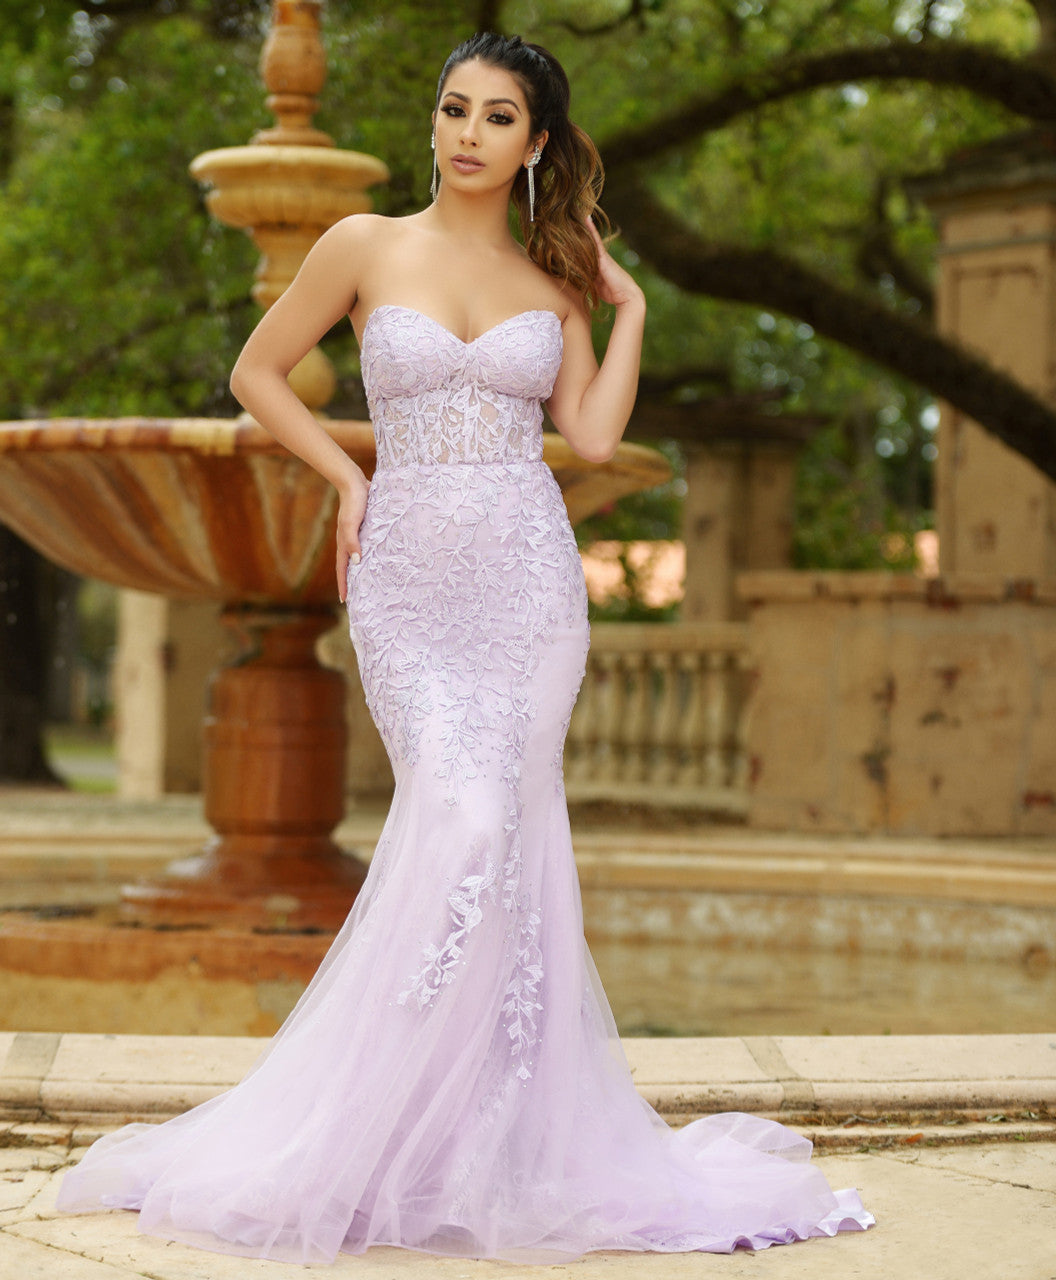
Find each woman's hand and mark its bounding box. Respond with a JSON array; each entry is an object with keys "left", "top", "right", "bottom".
[
  {"left": 336, "top": 471, "right": 370, "bottom": 603},
  {"left": 585, "top": 216, "right": 645, "bottom": 312}
]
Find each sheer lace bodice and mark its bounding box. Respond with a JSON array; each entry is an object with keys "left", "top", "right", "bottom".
[
  {"left": 56, "top": 305, "right": 872, "bottom": 1266},
  {"left": 362, "top": 305, "right": 561, "bottom": 468}
]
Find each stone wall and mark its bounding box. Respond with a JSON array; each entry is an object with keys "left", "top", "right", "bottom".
[
  {"left": 740, "top": 570, "right": 1056, "bottom": 836},
  {"left": 925, "top": 155, "right": 1056, "bottom": 581},
  {"left": 681, "top": 441, "right": 798, "bottom": 623}
]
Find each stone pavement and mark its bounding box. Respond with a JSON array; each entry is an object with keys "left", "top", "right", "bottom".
[{"left": 0, "top": 1031, "right": 1053, "bottom": 1279}]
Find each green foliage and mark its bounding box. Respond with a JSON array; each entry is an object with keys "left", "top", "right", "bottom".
[
  {"left": 575, "top": 439, "right": 685, "bottom": 545},
  {"left": 729, "top": 310, "right": 937, "bottom": 568},
  {"left": 0, "top": 14, "right": 262, "bottom": 418},
  {"left": 0, "top": 0, "right": 1043, "bottom": 566},
  {"left": 793, "top": 420, "right": 928, "bottom": 570},
  {"left": 77, "top": 578, "right": 117, "bottom": 674}
]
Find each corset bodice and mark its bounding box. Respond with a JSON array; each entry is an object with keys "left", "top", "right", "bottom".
[{"left": 360, "top": 305, "right": 563, "bottom": 469}]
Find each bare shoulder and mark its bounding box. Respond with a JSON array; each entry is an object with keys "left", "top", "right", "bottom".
[
  {"left": 313, "top": 215, "right": 419, "bottom": 313},
  {"left": 323, "top": 213, "right": 447, "bottom": 267},
  {"left": 319, "top": 213, "right": 395, "bottom": 254},
  {"left": 511, "top": 260, "right": 583, "bottom": 328},
  {"left": 554, "top": 283, "right": 592, "bottom": 334}
]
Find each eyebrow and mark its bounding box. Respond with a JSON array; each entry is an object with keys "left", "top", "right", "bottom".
[{"left": 441, "top": 90, "right": 522, "bottom": 111}]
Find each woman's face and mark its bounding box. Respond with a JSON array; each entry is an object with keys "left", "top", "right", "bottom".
[{"left": 433, "top": 59, "right": 544, "bottom": 201}]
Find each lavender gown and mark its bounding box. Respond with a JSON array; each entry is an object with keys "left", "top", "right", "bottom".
[{"left": 56, "top": 306, "right": 873, "bottom": 1264}]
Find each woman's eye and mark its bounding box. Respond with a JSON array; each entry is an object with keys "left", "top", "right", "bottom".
[{"left": 439, "top": 104, "right": 513, "bottom": 125}]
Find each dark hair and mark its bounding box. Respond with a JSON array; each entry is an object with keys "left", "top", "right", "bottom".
[{"left": 437, "top": 32, "right": 608, "bottom": 310}]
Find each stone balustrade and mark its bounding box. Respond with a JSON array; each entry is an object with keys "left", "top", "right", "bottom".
[{"left": 564, "top": 622, "right": 751, "bottom": 815}]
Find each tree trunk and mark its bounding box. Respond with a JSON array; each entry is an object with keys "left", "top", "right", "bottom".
[{"left": 0, "top": 528, "right": 63, "bottom": 784}]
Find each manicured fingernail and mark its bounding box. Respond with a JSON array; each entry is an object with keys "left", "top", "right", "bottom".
[{"left": 350, "top": 552, "right": 360, "bottom": 565}]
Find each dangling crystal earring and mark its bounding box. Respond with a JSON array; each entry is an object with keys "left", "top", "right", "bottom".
[
  {"left": 430, "top": 131, "right": 438, "bottom": 202},
  {"left": 527, "top": 145, "right": 542, "bottom": 222}
]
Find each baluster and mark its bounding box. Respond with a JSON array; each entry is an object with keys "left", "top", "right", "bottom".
[
  {"left": 565, "top": 623, "right": 751, "bottom": 812},
  {"left": 650, "top": 650, "right": 679, "bottom": 784},
  {"left": 596, "top": 650, "right": 624, "bottom": 786},
  {"left": 702, "top": 650, "right": 729, "bottom": 790},
  {"left": 728, "top": 648, "right": 754, "bottom": 794},
  {"left": 621, "top": 650, "right": 651, "bottom": 783},
  {"left": 677, "top": 650, "right": 705, "bottom": 787}
]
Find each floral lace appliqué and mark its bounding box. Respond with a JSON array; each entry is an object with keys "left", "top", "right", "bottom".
[
  {"left": 349, "top": 307, "right": 590, "bottom": 1082},
  {"left": 398, "top": 853, "right": 498, "bottom": 1011},
  {"left": 503, "top": 908, "right": 543, "bottom": 1080}
]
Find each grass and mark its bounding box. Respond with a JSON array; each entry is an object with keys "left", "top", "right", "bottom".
[{"left": 44, "top": 723, "right": 117, "bottom": 794}]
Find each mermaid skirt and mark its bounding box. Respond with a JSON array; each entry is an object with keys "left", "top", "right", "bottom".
[{"left": 55, "top": 460, "right": 872, "bottom": 1262}]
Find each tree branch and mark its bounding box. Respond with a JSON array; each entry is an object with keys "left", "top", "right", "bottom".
[
  {"left": 854, "top": 179, "right": 935, "bottom": 314},
  {"left": 605, "top": 175, "right": 1056, "bottom": 481},
  {"left": 475, "top": 0, "right": 504, "bottom": 36},
  {"left": 600, "top": 40, "right": 1056, "bottom": 171},
  {"left": 637, "top": 365, "right": 735, "bottom": 396},
  {"left": 631, "top": 368, "right": 827, "bottom": 443},
  {"left": 627, "top": 398, "right": 825, "bottom": 444},
  {"left": 554, "top": 0, "right": 652, "bottom": 38}
]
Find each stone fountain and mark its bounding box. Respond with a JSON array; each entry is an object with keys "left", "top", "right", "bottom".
[{"left": 0, "top": 1, "right": 668, "bottom": 1029}]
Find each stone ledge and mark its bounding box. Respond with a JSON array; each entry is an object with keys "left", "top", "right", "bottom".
[
  {"left": 1, "top": 1032, "right": 1052, "bottom": 1132},
  {"left": 737, "top": 569, "right": 1056, "bottom": 605},
  {"left": 574, "top": 842, "right": 1056, "bottom": 907}
]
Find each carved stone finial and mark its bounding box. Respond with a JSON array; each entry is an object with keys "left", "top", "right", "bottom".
[{"left": 252, "top": 0, "right": 333, "bottom": 148}]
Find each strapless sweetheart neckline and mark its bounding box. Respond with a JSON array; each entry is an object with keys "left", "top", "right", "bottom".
[{"left": 363, "top": 303, "right": 562, "bottom": 349}]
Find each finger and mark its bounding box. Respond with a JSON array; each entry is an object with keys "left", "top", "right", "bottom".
[{"left": 337, "top": 545, "right": 361, "bottom": 603}]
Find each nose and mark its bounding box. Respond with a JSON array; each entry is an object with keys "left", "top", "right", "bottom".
[{"left": 459, "top": 114, "right": 480, "bottom": 146}]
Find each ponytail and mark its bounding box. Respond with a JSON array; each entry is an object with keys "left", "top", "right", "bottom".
[{"left": 514, "top": 117, "right": 608, "bottom": 312}]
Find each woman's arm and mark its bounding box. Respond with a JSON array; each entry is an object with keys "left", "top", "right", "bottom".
[
  {"left": 545, "top": 219, "right": 646, "bottom": 464},
  {"left": 229, "top": 216, "right": 373, "bottom": 600}
]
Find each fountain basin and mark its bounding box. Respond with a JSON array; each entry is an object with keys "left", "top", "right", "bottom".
[
  {"left": 0, "top": 416, "right": 669, "bottom": 603},
  {"left": 0, "top": 415, "right": 368, "bottom": 603}
]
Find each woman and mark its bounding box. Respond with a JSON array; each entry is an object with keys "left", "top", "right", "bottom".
[{"left": 57, "top": 32, "right": 873, "bottom": 1264}]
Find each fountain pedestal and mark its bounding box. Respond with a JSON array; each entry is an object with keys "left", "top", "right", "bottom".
[{"left": 123, "top": 606, "right": 366, "bottom": 929}]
